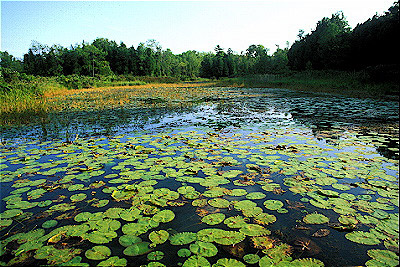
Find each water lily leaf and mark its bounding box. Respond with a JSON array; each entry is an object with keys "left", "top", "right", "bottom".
[
  {"left": 227, "top": 188, "right": 247, "bottom": 197},
  {"left": 122, "top": 222, "right": 151, "bottom": 236},
  {"left": 59, "top": 256, "right": 89, "bottom": 267},
  {"left": 70, "top": 193, "right": 87, "bottom": 202},
  {"left": 119, "top": 235, "right": 142, "bottom": 247},
  {"left": 0, "top": 219, "right": 12, "bottom": 229},
  {"left": 240, "top": 224, "right": 270, "bottom": 236},
  {"left": 147, "top": 251, "right": 164, "bottom": 261},
  {"left": 345, "top": 231, "right": 381, "bottom": 245},
  {"left": 120, "top": 208, "right": 142, "bottom": 221},
  {"left": 182, "top": 255, "right": 210, "bottom": 267},
  {"left": 149, "top": 230, "right": 169, "bottom": 245},
  {"left": 85, "top": 245, "right": 111, "bottom": 260},
  {"left": 290, "top": 258, "right": 325, "bottom": 266},
  {"left": 86, "top": 230, "right": 117, "bottom": 244},
  {"left": 234, "top": 200, "right": 257, "bottom": 211},
  {"left": 367, "top": 249, "right": 399, "bottom": 267},
  {"left": 208, "top": 198, "right": 230, "bottom": 208},
  {"left": 253, "top": 213, "right": 276, "bottom": 225},
  {"left": 212, "top": 258, "right": 245, "bottom": 267},
  {"left": 242, "top": 206, "right": 263, "bottom": 217},
  {"left": 224, "top": 216, "right": 248, "bottom": 228},
  {"left": 190, "top": 241, "right": 218, "bottom": 257},
  {"left": 97, "top": 256, "right": 127, "bottom": 266},
  {"left": 177, "top": 248, "right": 192, "bottom": 257},
  {"left": 201, "top": 213, "right": 225, "bottom": 225},
  {"left": 123, "top": 242, "right": 152, "bottom": 256},
  {"left": 263, "top": 200, "right": 284, "bottom": 210},
  {"left": 42, "top": 220, "right": 58, "bottom": 229},
  {"left": 318, "top": 189, "right": 339, "bottom": 198},
  {"left": 338, "top": 215, "right": 358, "bottom": 225},
  {"left": 213, "top": 230, "right": 246, "bottom": 245},
  {"left": 152, "top": 209, "right": 175, "bottom": 223},
  {"left": 192, "top": 199, "right": 208, "bottom": 207},
  {"left": 246, "top": 192, "right": 266, "bottom": 200},
  {"left": 243, "top": 254, "right": 260, "bottom": 264},
  {"left": 170, "top": 232, "right": 197, "bottom": 245},
  {"left": 0, "top": 209, "right": 23, "bottom": 219},
  {"left": 303, "top": 213, "right": 329, "bottom": 224}
]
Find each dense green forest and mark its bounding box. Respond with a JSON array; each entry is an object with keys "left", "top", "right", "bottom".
[{"left": 0, "top": 3, "right": 398, "bottom": 91}]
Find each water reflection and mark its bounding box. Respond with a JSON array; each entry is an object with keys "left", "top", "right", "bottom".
[{"left": 1, "top": 88, "right": 398, "bottom": 158}]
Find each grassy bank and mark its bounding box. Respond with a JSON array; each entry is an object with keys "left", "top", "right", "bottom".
[{"left": 216, "top": 70, "right": 399, "bottom": 100}]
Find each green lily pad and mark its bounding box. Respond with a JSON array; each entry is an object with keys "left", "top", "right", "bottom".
[
  {"left": 263, "top": 200, "right": 284, "bottom": 210},
  {"left": 234, "top": 200, "right": 257, "bottom": 211},
  {"left": 208, "top": 198, "right": 230, "bottom": 208},
  {"left": 149, "top": 230, "right": 169, "bottom": 245},
  {"left": 290, "top": 258, "right": 325, "bottom": 266},
  {"left": 201, "top": 213, "right": 226, "bottom": 225},
  {"left": 70, "top": 193, "right": 87, "bottom": 202},
  {"left": 178, "top": 248, "right": 192, "bottom": 257},
  {"left": 190, "top": 241, "right": 218, "bottom": 257},
  {"left": 123, "top": 242, "right": 152, "bottom": 256},
  {"left": 97, "top": 256, "right": 127, "bottom": 266},
  {"left": 243, "top": 254, "right": 260, "bottom": 264},
  {"left": 367, "top": 249, "right": 399, "bottom": 267},
  {"left": 224, "top": 216, "right": 248, "bottom": 228},
  {"left": 212, "top": 258, "right": 245, "bottom": 267},
  {"left": 246, "top": 192, "right": 266, "bottom": 200},
  {"left": 303, "top": 213, "right": 329, "bottom": 224},
  {"left": 147, "top": 251, "right": 164, "bottom": 261},
  {"left": 240, "top": 224, "right": 271, "bottom": 236},
  {"left": 253, "top": 213, "right": 276, "bottom": 225},
  {"left": 119, "top": 235, "right": 142, "bottom": 247},
  {"left": 182, "top": 255, "right": 210, "bottom": 267},
  {"left": 345, "top": 231, "right": 381, "bottom": 245},
  {"left": 85, "top": 245, "right": 111, "bottom": 260},
  {"left": 152, "top": 209, "right": 175, "bottom": 223},
  {"left": 170, "top": 232, "right": 197, "bottom": 245},
  {"left": 42, "top": 220, "right": 58, "bottom": 229}
]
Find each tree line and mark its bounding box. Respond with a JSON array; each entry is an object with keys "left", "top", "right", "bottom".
[{"left": 1, "top": 2, "right": 398, "bottom": 81}]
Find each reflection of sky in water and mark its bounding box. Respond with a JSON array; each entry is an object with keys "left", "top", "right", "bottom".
[{"left": 144, "top": 103, "right": 294, "bottom": 131}]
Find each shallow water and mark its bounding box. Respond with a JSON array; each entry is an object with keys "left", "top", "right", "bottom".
[{"left": 0, "top": 87, "right": 398, "bottom": 266}]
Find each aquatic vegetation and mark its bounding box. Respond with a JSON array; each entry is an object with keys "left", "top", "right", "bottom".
[{"left": 0, "top": 86, "right": 398, "bottom": 266}]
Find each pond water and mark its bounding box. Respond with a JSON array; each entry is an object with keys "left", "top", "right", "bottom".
[{"left": 0, "top": 87, "right": 399, "bottom": 266}]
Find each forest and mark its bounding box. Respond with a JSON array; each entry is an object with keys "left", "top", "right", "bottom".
[{"left": 0, "top": 2, "right": 398, "bottom": 92}]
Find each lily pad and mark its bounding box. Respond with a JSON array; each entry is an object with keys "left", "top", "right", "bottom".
[
  {"left": 123, "top": 242, "right": 152, "bottom": 256},
  {"left": 119, "top": 235, "right": 142, "bottom": 247},
  {"left": 367, "top": 249, "right": 399, "bottom": 267},
  {"left": 208, "top": 198, "right": 230, "bottom": 208},
  {"left": 202, "top": 213, "right": 226, "bottom": 225},
  {"left": 345, "top": 231, "right": 381, "bottom": 245},
  {"left": 85, "top": 245, "right": 111, "bottom": 260},
  {"left": 190, "top": 241, "right": 218, "bottom": 257},
  {"left": 303, "top": 213, "right": 330, "bottom": 224},
  {"left": 149, "top": 230, "right": 169, "bottom": 245},
  {"left": 97, "top": 256, "right": 127, "bottom": 266},
  {"left": 170, "top": 232, "right": 197, "bottom": 245},
  {"left": 147, "top": 251, "right": 164, "bottom": 261},
  {"left": 212, "top": 258, "right": 245, "bottom": 267},
  {"left": 263, "top": 200, "right": 284, "bottom": 210}
]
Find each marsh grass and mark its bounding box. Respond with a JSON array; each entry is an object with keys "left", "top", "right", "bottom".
[
  {"left": 217, "top": 71, "right": 399, "bottom": 99},
  {"left": 0, "top": 80, "right": 220, "bottom": 125}
]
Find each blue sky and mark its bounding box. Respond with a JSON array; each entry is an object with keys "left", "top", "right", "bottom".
[{"left": 1, "top": 0, "right": 396, "bottom": 58}]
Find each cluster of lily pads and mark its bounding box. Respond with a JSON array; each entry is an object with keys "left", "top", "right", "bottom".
[{"left": 0, "top": 124, "right": 398, "bottom": 266}]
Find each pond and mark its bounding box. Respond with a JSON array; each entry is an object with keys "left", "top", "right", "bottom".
[{"left": 0, "top": 86, "right": 399, "bottom": 266}]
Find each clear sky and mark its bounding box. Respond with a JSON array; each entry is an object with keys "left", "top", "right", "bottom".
[{"left": 1, "top": 0, "right": 396, "bottom": 58}]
